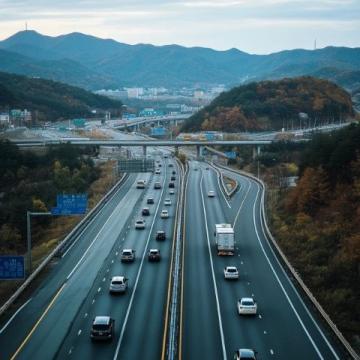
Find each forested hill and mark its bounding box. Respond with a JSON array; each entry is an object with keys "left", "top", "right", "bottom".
[
  {"left": 183, "top": 77, "right": 354, "bottom": 132},
  {"left": 0, "top": 72, "right": 122, "bottom": 122}
]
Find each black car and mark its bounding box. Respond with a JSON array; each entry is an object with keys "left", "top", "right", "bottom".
[
  {"left": 147, "top": 197, "right": 154, "bottom": 204},
  {"left": 169, "top": 182, "right": 175, "bottom": 188},
  {"left": 156, "top": 230, "right": 166, "bottom": 241},
  {"left": 90, "top": 316, "right": 115, "bottom": 341},
  {"left": 148, "top": 249, "right": 161, "bottom": 262},
  {"left": 172, "top": 171, "right": 176, "bottom": 175},
  {"left": 168, "top": 163, "right": 173, "bottom": 167},
  {"left": 142, "top": 207, "right": 150, "bottom": 216},
  {"left": 171, "top": 176, "right": 176, "bottom": 181}
]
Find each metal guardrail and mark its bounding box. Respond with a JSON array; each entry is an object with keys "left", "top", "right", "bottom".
[
  {"left": 213, "top": 163, "right": 359, "bottom": 360},
  {"left": 162, "top": 159, "right": 188, "bottom": 360},
  {"left": 0, "top": 173, "right": 129, "bottom": 318}
]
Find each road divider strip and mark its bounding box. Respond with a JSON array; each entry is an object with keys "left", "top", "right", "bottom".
[{"left": 214, "top": 163, "right": 358, "bottom": 360}]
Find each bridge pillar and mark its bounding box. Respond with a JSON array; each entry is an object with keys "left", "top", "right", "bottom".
[
  {"left": 196, "top": 145, "right": 201, "bottom": 159},
  {"left": 143, "top": 146, "right": 147, "bottom": 157},
  {"left": 174, "top": 145, "right": 179, "bottom": 157},
  {"left": 252, "top": 145, "right": 261, "bottom": 160}
]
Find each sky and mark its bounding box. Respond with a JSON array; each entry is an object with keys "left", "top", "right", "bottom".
[{"left": 0, "top": 0, "right": 359, "bottom": 54}]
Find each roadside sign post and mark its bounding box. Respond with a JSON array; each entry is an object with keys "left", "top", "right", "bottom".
[{"left": 26, "top": 211, "right": 52, "bottom": 274}]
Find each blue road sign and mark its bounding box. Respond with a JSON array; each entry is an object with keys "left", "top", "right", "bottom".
[
  {"left": 151, "top": 127, "right": 166, "bottom": 136},
  {"left": 0, "top": 256, "right": 25, "bottom": 280},
  {"left": 224, "top": 151, "right": 237, "bottom": 159},
  {"left": 51, "top": 194, "right": 87, "bottom": 215}
]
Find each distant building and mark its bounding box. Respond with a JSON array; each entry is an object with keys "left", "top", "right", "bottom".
[
  {"left": 0, "top": 112, "right": 10, "bottom": 124},
  {"left": 10, "top": 109, "right": 32, "bottom": 126},
  {"left": 126, "top": 87, "right": 144, "bottom": 98}
]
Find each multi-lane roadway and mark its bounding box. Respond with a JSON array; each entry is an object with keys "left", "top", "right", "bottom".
[{"left": 0, "top": 153, "right": 347, "bottom": 359}]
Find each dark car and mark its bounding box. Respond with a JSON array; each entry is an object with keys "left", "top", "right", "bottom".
[
  {"left": 90, "top": 316, "right": 114, "bottom": 341},
  {"left": 142, "top": 207, "right": 150, "bottom": 216},
  {"left": 154, "top": 182, "right": 162, "bottom": 189},
  {"left": 168, "top": 163, "right": 173, "bottom": 167},
  {"left": 147, "top": 197, "right": 154, "bottom": 204},
  {"left": 171, "top": 176, "right": 176, "bottom": 181},
  {"left": 172, "top": 171, "right": 176, "bottom": 175},
  {"left": 148, "top": 249, "right": 161, "bottom": 262},
  {"left": 169, "top": 182, "right": 175, "bottom": 188},
  {"left": 156, "top": 230, "right": 166, "bottom": 241}
]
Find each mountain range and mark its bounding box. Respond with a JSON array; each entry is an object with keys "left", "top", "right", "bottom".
[{"left": 0, "top": 30, "right": 359, "bottom": 91}]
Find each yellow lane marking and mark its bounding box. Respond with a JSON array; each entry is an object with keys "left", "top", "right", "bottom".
[{"left": 10, "top": 283, "right": 66, "bottom": 360}]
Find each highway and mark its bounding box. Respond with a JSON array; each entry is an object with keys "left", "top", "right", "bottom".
[
  {"left": 0, "top": 147, "right": 350, "bottom": 359},
  {"left": 0, "top": 155, "right": 180, "bottom": 360},
  {"left": 181, "top": 161, "right": 343, "bottom": 359}
]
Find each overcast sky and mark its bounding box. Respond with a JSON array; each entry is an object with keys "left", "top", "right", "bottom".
[{"left": 0, "top": 0, "right": 359, "bottom": 53}]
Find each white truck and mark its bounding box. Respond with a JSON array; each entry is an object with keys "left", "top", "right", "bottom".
[{"left": 215, "top": 224, "right": 235, "bottom": 255}]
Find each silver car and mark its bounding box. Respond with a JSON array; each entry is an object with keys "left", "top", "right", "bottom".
[{"left": 109, "top": 276, "right": 128, "bottom": 293}]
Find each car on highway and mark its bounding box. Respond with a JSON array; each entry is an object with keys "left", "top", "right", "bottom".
[
  {"left": 169, "top": 189, "right": 175, "bottom": 195},
  {"left": 147, "top": 197, "right": 155, "bottom": 204},
  {"left": 156, "top": 230, "right": 166, "bottom": 241},
  {"left": 155, "top": 169, "right": 161, "bottom": 175},
  {"left": 237, "top": 297, "right": 257, "bottom": 315},
  {"left": 161, "top": 209, "right": 169, "bottom": 218},
  {"left": 168, "top": 163, "right": 173, "bottom": 167},
  {"left": 234, "top": 349, "right": 257, "bottom": 359},
  {"left": 90, "top": 316, "right": 115, "bottom": 341},
  {"left": 172, "top": 170, "right": 176, "bottom": 175},
  {"left": 148, "top": 249, "right": 161, "bottom": 262},
  {"left": 158, "top": 164, "right": 162, "bottom": 167},
  {"left": 208, "top": 190, "right": 215, "bottom": 198},
  {"left": 224, "top": 266, "right": 239, "bottom": 280},
  {"left": 154, "top": 182, "right": 162, "bottom": 189},
  {"left": 142, "top": 207, "right": 150, "bottom": 216},
  {"left": 109, "top": 276, "right": 128, "bottom": 294},
  {"left": 121, "top": 249, "right": 135, "bottom": 262},
  {"left": 136, "top": 180, "right": 146, "bottom": 189},
  {"left": 135, "top": 219, "right": 146, "bottom": 229},
  {"left": 171, "top": 176, "right": 176, "bottom": 181},
  {"left": 169, "top": 182, "right": 175, "bottom": 188},
  {"left": 164, "top": 198, "right": 171, "bottom": 206}
]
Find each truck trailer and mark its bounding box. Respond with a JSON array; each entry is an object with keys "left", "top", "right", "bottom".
[{"left": 215, "top": 224, "right": 235, "bottom": 255}]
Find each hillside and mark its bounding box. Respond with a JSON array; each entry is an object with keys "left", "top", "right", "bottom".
[
  {"left": 0, "top": 72, "right": 122, "bottom": 122},
  {"left": 268, "top": 124, "right": 360, "bottom": 350},
  {"left": 182, "top": 77, "right": 354, "bottom": 132},
  {"left": 0, "top": 31, "right": 359, "bottom": 89}
]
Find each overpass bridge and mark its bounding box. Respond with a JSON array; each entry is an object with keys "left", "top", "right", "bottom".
[{"left": 11, "top": 139, "right": 272, "bottom": 158}]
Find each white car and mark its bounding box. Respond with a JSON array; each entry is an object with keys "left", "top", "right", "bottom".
[
  {"left": 155, "top": 169, "right": 161, "bottom": 174},
  {"left": 135, "top": 219, "right": 146, "bottom": 229},
  {"left": 237, "top": 297, "right": 257, "bottom": 315},
  {"left": 224, "top": 266, "right": 239, "bottom": 280},
  {"left": 164, "top": 198, "right": 172, "bottom": 206},
  {"left": 121, "top": 249, "right": 135, "bottom": 262},
  {"left": 234, "top": 349, "right": 257, "bottom": 360},
  {"left": 208, "top": 190, "right": 215, "bottom": 197},
  {"left": 169, "top": 189, "right": 175, "bottom": 195},
  {"left": 161, "top": 209, "right": 169, "bottom": 219},
  {"left": 109, "top": 276, "right": 128, "bottom": 293}
]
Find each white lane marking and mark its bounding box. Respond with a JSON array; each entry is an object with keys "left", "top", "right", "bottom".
[
  {"left": 102, "top": 277, "right": 106, "bottom": 282},
  {"left": 84, "top": 313, "right": 88, "bottom": 318},
  {"left": 251, "top": 186, "right": 325, "bottom": 360},
  {"left": 211, "top": 165, "right": 231, "bottom": 209},
  {"left": 264, "top": 330, "right": 267, "bottom": 334},
  {"left": 111, "top": 260, "right": 114, "bottom": 264},
  {"left": 113, "top": 164, "right": 168, "bottom": 360},
  {"left": 232, "top": 178, "right": 252, "bottom": 228},
  {"left": 61, "top": 174, "right": 132, "bottom": 258},
  {"left": 92, "top": 299, "right": 95, "bottom": 304},
  {"left": 68, "top": 347, "right": 73, "bottom": 355},
  {"left": 106, "top": 268, "right": 109, "bottom": 273},
  {"left": 97, "top": 287, "right": 101, "bottom": 293},
  {"left": 66, "top": 178, "right": 139, "bottom": 280},
  {"left": 259, "top": 314, "right": 262, "bottom": 319},
  {"left": 256, "top": 182, "right": 341, "bottom": 359},
  {"left": 115, "top": 251, "right": 118, "bottom": 256},
  {"left": 0, "top": 298, "right": 32, "bottom": 334},
  {"left": 200, "top": 173, "right": 228, "bottom": 360},
  {"left": 270, "top": 349, "right": 274, "bottom": 355},
  {"left": 77, "top": 329, "right": 82, "bottom": 336}
]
